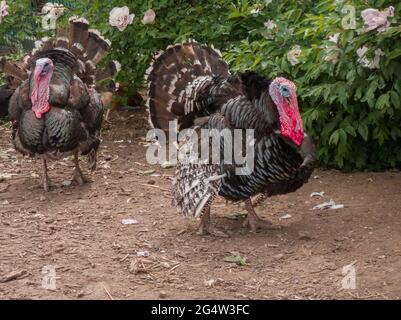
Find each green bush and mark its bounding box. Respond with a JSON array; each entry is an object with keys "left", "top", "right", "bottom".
[{"left": 1, "top": 0, "right": 401, "bottom": 170}]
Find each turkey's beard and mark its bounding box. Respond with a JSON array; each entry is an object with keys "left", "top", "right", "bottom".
[{"left": 31, "top": 75, "right": 51, "bottom": 119}]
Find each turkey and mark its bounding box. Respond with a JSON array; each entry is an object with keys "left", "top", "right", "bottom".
[
  {"left": 0, "top": 85, "right": 13, "bottom": 118},
  {"left": 0, "top": 17, "right": 120, "bottom": 191},
  {"left": 146, "top": 42, "right": 317, "bottom": 234}
]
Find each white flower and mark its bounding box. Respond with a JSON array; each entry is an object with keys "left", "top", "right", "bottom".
[
  {"left": 357, "top": 46, "right": 384, "bottom": 69},
  {"left": 370, "top": 48, "right": 385, "bottom": 69},
  {"left": 142, "top": 9, "right": 156, "bottom": 25},
  {"left": 287, "top": 45, "right": 302, "bottom": 66},
  {"left": 361, "top": 6, "right": 394, "bottom": 33},
  {"left": 264, "top": 20, "right": 277, "bottom": 30},
  {"left": 250, "top": 8, "right": 261, "bottom": 16},
  {"left": 41, "top": 2, "right": 65, "bottom": 19},
  {"left": 0, "top": 0, "right": 9, "bottom": 23},
  {"left": 324, "top": 49, "right": 340, "bottom": 64},
  {"left": 356, "top": 46, "right": 370, "bottom": 67},
  {"left": 109, "top": 6, "right": 134, "bottom": 31},
  {"left": 328, "top": 33, "right": 340, "bottom": 44}
]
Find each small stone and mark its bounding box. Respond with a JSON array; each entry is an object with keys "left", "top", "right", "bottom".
[
  {"left": 121, "top": 219, "right": 139, "bottom": 225},
  {"left": 39, "top": 196, "right": 46, "bottom": 201},
  {"left": 159, "top": 291, "right": 167, "bottom": 298},
  {"left": 273, "top": 253, "right": 284, "bottom": 260},
  {"left": 147, "top": 179, "right": 156, "bottom": 185},
  {"left": 161, "top": 161, "right": 175, "bottom": 169},
  {"left": 298, "top": 232, "right": 311, "bottom": 241}
]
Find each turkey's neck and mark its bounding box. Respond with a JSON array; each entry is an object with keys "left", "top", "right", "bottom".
[
  {"left": 52, "top": 63, "right": 73, "bottom": 85},
  {"left": 31, "top": 75, "right": 51, "bottom": 119}
]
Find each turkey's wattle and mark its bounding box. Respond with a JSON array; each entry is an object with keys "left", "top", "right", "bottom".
[
  {"left": 269, "top": 77, "right": 304, "bottom": 147},
  {"left": 31, "top": 58, "right": 54, "bottom": 119}
]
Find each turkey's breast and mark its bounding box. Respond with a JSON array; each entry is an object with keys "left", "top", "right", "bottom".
[
  {"left": 18, "top": 107, "right": 87, "bottom": 157},
  {"left": 218, "top": 134, "right": 306, "bottom": 200}
]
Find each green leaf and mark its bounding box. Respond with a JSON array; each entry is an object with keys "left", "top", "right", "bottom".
[
  {"left": 358, "top": 123, "right": 369, "bottom": 141},
  {"left": 376, "top": 93, "right": 390, "bottom": 110}
]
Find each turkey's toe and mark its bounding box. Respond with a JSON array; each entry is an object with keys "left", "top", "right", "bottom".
[
  {"left": 72, "top": 169, "right": 90, "bottom": 185},
  {"left": 197, "top": 226, "right": 229, "bottom": 237},
  {"left": 243, "top": 215, "right": 279, "bottom": 232}
]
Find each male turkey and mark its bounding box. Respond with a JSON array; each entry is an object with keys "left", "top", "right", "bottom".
[
  {"left": 146, "top": 42, "right": 317, "bottom": 234},
  {"left": 0, "top": 85, "right": 13, "bottom": 118},
  {"left": 0, "top": 17, "right": 120, "bottom": 190}
]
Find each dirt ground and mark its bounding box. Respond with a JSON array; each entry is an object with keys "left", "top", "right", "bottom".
[{"left": 1, "top": 109, "right": 401, "bottom": 300}]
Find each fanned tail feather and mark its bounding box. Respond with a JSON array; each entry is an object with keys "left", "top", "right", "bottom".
[
  {"left": 0, "top": 17, "right": 119, "bottom": 88},
  {"left": 145, "top": 42, "right": 230, "bottom": 136}
]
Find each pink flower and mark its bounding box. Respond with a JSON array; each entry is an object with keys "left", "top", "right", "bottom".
[
  {"left": 142, "top": 9, "right": 156, "bottom": 25},
  {"left": 109, "top": 6, "right": 134, "bottom": 31},
  {"left": 0, "top": 1, "right": 9, "bottom": 23},
  {"left": 361, "top": 6, "right": 394, "bottom": 33}
]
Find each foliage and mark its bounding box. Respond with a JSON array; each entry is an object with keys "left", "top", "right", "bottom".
[{"left": 1, "top": 0, "right": 401, "bottom": 170}]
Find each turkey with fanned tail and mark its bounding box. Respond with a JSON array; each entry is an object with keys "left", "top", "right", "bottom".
[
  {"left": 145, "top": 42, "right": 317, "bottom": 235},
  {"left": 0, "top": 17, "right": 120, "bottom": 191}
]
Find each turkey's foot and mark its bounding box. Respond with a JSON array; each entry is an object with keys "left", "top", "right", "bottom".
[
  {"left": 72, "top": 152, "right": 90, "bottom": 185},
  {"left": 72, "top": 167, "right": 90, "bottom": 185},
  {"left": 242, "top": 214, "right": 278, "bottom": 232},
  {"left": 243, "top": 198, "right": 279, "bottom": 232},
  {"left": 197, "top": 208, "right": 229, "bottom": 237}
]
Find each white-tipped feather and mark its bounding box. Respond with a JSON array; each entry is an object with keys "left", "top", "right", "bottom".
[{"left": 113, "top": 60, "right": 121, "bottom": 72}]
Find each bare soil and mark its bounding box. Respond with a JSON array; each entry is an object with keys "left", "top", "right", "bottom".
[{"left": 1, "top": 110, "right": 401, "bottom": 300}]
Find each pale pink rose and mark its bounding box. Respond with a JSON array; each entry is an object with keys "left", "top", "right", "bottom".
[
  {"left": 0, "top": 0, "right": 9, "bottom": 23},
  {"left": 361, "top": 6, "right": 394, "bottom": 33},
  {"left": 109, "top": 6, "right": 134, "bottom": 31},
  {"left": 142, "top": 9, "right": 156, "bottom": 25}
]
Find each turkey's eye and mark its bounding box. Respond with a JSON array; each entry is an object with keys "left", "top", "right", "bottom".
[
  {"left": 41, "top": 63, "right": 50, "bottom": 74},
  {"left": 280, "top": 85, "right": 291, "bottom": 98}
]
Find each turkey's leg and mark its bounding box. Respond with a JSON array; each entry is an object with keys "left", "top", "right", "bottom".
[
  {"left": 243, "top": 198, "right": 277, "bottom": 232},
  {"left": 72, "top": 152, "right": 89, "bottom": 185},
  {"left": 42, "top": 158, "right": 51, "bottom": 192},
  {"left": 197, "top": 207, "right": 228, "bottom": 237}
]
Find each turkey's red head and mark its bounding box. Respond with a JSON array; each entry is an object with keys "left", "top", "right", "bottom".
[
  {"left": 31, "top": 58, "right": 54, "bottom": 119},
  {"left": 269, "top": 77, "right": 304, "bottom": 147}
]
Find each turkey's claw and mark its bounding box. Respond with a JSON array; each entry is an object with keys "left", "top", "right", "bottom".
[
  {"left": 197, "top": 208, "right": 229, "bottom": 237},
  {"left": 243, "top": 198, "right": 280, "bottom": 232},
  {"left": 72, "top": 167, "right": 90, "bottom": 185},
  {"left": 242, "top": 214, "right": 279, "bottom": 232}
]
